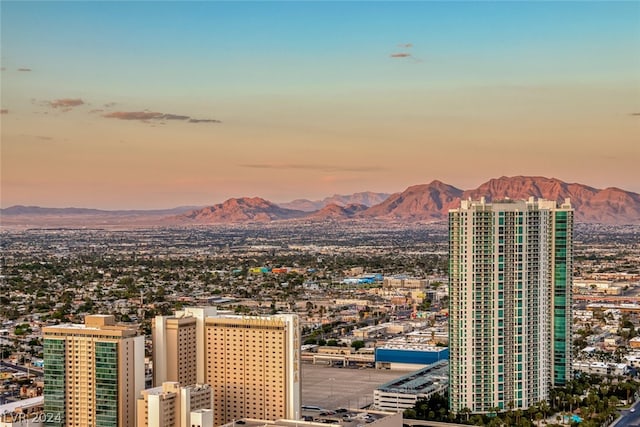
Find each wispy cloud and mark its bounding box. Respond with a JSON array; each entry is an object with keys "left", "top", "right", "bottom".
[
  {"left": 390, "top": 52, "right": 422, "bottom": 62},
  {"left": 631, "top": 113, "right": 640, "bottom": 116},
  {"left": 163, "top": 114, "right": 191, "bottom": 120},
  {"left": 0, "top": 109, "right": 8, "bottom": 114},
  {"left": 50, "top": 98, "right": 85, "bottom": 109},
  {"left": 390, "top": 42, "right": 422, "bottom": 62},
  {"left": 188, "top": 118, "right": 221, "bottom": 123},
  {"left": 103, "top": 111, "right": 164, "bottom": 120},
  {"left": 17, "top": 68, "right": 32, "bottom": 72},
  {"left": 103, "top": 111, "right": 221, "bottom": 123},
  {"left": 240, "top": 163, "right": 383, "bottom": 172}
]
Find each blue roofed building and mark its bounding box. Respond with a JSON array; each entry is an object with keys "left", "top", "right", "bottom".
[{"left": 375, "top": 343, "right": 449, "bottom": 371}]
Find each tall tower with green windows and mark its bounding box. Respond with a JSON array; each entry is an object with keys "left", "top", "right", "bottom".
[
  {"left": 448, "top": 197, "right": 572, "bottom": 414},
  {"left": 43, "top": 315, "right": 144, "bottom": 427}
]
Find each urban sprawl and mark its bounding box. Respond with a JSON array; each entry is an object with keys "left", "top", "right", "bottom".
[{"left": 1, "top": 200, "right": 640, "bottom": 427}]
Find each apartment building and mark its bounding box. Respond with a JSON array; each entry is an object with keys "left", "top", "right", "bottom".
[
  {"left": 42, "top": 315, "right": 144, "bottom": 427},
  {"left": 448, "top": 197, "right": 573, "bottom": 413}
]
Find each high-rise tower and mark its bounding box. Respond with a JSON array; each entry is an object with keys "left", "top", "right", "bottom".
[
  {"left": 448, "top": 197, "right": 572, "bottom": 414},
  {"left": 42, "top": 315, "right": 145, "bottom": 427},
  {"left": 204, "top": 313, "right": 301, "bottom": 425},
  {"left": 153, "top": 308, "right": 301, "bottom": 425},
  {"left": 153, "top": 307, "right": 216, "bottom": 386}
]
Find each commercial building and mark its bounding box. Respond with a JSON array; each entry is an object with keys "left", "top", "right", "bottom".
[
  {"left": 448, "top": 197, "right": 573, "bottom": 414},
  {"left": 42, "top": 315, "right": 145, "bottom": 427},
  {"left": 383, "top": 277, "right": 428, "bottom": 289},
  {"left": 572, "top": 361, "right": 628, "bottom": 377},
  {"left": 217, "top": 410, "right": 403, "bottom": 427},
  {"left": 0, "top": 396, "right": 44, "bottom": 427},
  {"left": 136, "top": 382, "right": 212, "bottom": 427},
  {"left": 375, "top": 344, "right": 449, "bottom": 371},
  {"left": 153, "top": 308, "right": 301, "bottom": 426},
  {"left": 373, "top": 361, "right": 449, "bottom": 412}
]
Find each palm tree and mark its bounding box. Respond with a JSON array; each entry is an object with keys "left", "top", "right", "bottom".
[
  {"left": 568, "top": 395, "right": 576, "bottom": 413},
  {"left": 610, "top": 395, "right": 620, "bottom": 408},
  {"left": 557, "top": 391, "right": 566, "bottom": 411},
  {"left": 460, "top": 407, "right": 471, "bottom": 422},
  {"left": 534, "top": 411, "right": 543, "bottom": 427},
  {"left": 539, "top": 400, "right": 550, "bottom": 420},
  {"left": 515, "top": 409, "right": 522, "bottom": 426}
]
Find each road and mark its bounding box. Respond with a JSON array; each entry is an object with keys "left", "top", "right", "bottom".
[
  {"left": 612, "top": 400, "right": 640, "bottom": 427},
  {"left": 0, "top": 360, "right": 43, "bottom": 377},
  {"left": 403, "top": 420, "right": 469, "bottom": 427}
]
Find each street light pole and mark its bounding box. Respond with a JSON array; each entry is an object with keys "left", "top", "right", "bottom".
[{"left": 329, "top": 377, "right": 335, "bottom": 408}]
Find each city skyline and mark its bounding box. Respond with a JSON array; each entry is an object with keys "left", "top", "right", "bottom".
[{"left": 2, "top": 1, "right": 639, "bottom": 209}]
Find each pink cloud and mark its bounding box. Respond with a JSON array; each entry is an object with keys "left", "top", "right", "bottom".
[
  {"left": 103, "top": 110, "right": 221, "bottom": 123},
  {"left": 50, "top": 98, "right": 84, "bottom": 108},
  {"left": 103, "top": 111, "right": 164, "bottom": 120}
]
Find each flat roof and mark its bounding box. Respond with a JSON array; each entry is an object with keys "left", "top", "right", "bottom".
[
  {"left": 220, "top": 410, "right": 398, "bottom": 427},
  {"left": 0, "top": 396, "right": 44, "bottom": 414},
  {"left": 376, "top": 342, "right": 448, "bottom": 352},
  {"left": 377, "top": 362, "right": 449, "bottom": 394}
]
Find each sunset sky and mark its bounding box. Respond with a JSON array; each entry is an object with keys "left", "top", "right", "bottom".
[{"left": 1, "top": 1, "right": 639, "bottom": 209}]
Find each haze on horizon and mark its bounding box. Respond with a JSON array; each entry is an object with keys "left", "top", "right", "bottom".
[{"left": 1, "top": 1, "right": 639, "bottom": 210}]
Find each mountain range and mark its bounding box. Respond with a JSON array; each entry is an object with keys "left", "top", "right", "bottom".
[
  {"left": 278, "top": 191, "right": 391, "bottom": 212},
  {"left": 2, "top": 176, "right": 640, "bottom": 227}
]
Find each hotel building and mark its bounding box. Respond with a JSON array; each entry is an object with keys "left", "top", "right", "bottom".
[
  {"left": 153, "top": 307, "right": 215, "bottom": 386},
  {"left": 42, "top": 315, "right": 145, "bottom": 427},
  {"left": 448, "top": 197, "right": 573, "bottom": 414},
  {"left": 153, "top": 309, "right": 301, "bottom": 426},
  {"left": 136, "top": 382, "right": 213, "bottom": 427}
]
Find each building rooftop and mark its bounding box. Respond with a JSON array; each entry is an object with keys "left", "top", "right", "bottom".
[
  {"left": 0, "top": 395, "right": 44, "bottom": 415},
  {"left": 377, "top": 340, "right": 448, "bottom": 352},
  {"left": 377, "top": 362, "right": 449, "bottom": 394},
  {"left": 42, "top": 315, "right": 139, "bottom": 338},
  {"left": 218, "top": 410, "right": 401, "bottom": 427}
]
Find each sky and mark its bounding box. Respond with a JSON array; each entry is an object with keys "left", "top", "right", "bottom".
[{"left": 1, "top": 1, "right": 639, "bottom": 209}]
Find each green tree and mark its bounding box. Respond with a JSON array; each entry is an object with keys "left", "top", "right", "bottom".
[{"left": 351, "top": 340, "right": 365, "bottom": 351}]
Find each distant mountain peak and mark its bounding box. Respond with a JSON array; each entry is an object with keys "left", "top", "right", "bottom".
[
  {"left": 304, "top": 203, "right": 369, "bottom": 221},
  {"left": 278, "top": 191, "right": 391, "bottom": 212},
  {"left": 178, "top": 196, "right": 306, "bottom": 223}
]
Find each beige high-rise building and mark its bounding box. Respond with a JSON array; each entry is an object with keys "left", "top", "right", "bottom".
[
  {"left": 153, "top": 308, "right": 301, "bottom": 426},
  {"left": 205, "top": 314, "right": 300, "bottom": 426},
  {"left": 42, "top": 315, "right": 145, "bottom": 427},
  {"left": 136, "top": 382, "right": 213, "bottom": 427},
  {"left": 153, "top": 307, "right": 216, "bottom": 386}
]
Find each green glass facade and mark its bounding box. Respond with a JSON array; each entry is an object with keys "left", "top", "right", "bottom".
[
  {"left": 43, "top": 338, "right": 66, "bottom": 427},
  {"left": 95, "top": 341, "right": 119, "bottom": 427},
  {"left": 449, "top": 199, "right": 573, "bottom": 414},
  {"left": 553, "top": 210, "right": 572, "bottom": 386}
]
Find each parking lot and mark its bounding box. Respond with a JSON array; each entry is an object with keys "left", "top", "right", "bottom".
[{"left": 301, "top": 363, "right": 403, "bottom": 411}]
